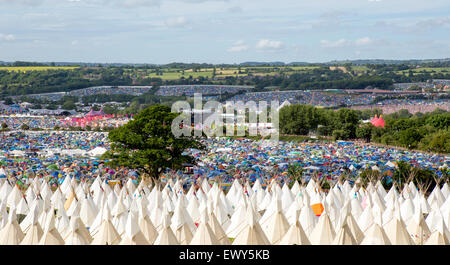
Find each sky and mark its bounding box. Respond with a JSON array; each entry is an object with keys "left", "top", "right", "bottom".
[{"left": 0, "top": 0, "right": 449, "bottom": 64}]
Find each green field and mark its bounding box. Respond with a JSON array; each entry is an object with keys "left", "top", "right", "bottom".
[
  {"left": 0, "top": 66, "right": 80, "bottom": 72},
  {"left": 98, "top": 64, "right": 450, "bottom": 81},
  {"left": 123, "top": 65, "right": 322, "bottom": 80},
  {"left": 287, "top": 66, "right": 320, "bottom": 71},
  {"left": 147, "top": 71, "right": 214, "bottom": 80},
  {"left": 351, "top": 65, "right": 370, "bottom": 72},
  {"left": 395, "top": 67, "right": 450, "bottom": 75}
]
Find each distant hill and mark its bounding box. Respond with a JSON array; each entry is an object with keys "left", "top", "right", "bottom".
[
  {"left": 240, "top": 62, "right": 286, "bottom": 66},
  {"left": 1, "top": 58, "right": 449, "bottom": 67},
  {"left": 241, "top": 59, "right": 450, "bottom": 66},
  {"left": 0, "top": 61, "right": 155, "bottom": 67},
  {"left": 287, "top": 62, "right": 311, "bottom": 66},
  {"left": 323, "top": 58, "right": 450, "bottom": 65},
  {"left": 52, "top": 62, "right": 146, "bottom": 67}
]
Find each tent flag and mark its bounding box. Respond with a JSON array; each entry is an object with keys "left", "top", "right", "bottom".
[{"left": 311, "top": 203, "right": 324, "bottom": 216}]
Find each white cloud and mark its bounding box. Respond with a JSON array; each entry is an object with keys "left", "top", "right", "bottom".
[
  {"left": 71, "top": 40, "right": 79, "bottom": 45},
  {"left": 120, "top": 0, "right": 161, "bottom": 8},
  {"left": 145, "top": 16, "right": 189, "bottom": 29},
  {"left": 256, "top": 39, "right": 283, "bottom": 50},
  {"left": 227, "top": 6, "right": 243, "bottom": 13},
  {"left": 0, "top": 0, "right": 228, "bottom": 7},
  {"left": 415, "top": 17, "right": 450, "bottom": 31},
  {"left": 355, "top": 37, "right": 373, "bottom": 46},
  {"left": 0, "top": 34, "right": 15, "bottom": 41},
  {"left": 5, "top": 34, "right": 15, "bottom": 41},
  {"left": 0, "top": 0, "right": 45, "bottom": 5},
  {"left": 32, "top": 39, "right": 47, "bottom": 45},
  {"left": 372, "top": 16, "right": 450, "bottom": 35},
  {"left": 164, "top": 16, "right": 188, "bottom": 27},
  {"left": 321, "top": 37, "right": 374, "bottom": 48},
  {"left": 228, "top": 40, "right": 248, "bottom": 52},
  {"left": 228, "top": 46, "right": 248, "bottom": 52},
  {"left": 320, "top": 39, "right": 348, "bottom": 48}
]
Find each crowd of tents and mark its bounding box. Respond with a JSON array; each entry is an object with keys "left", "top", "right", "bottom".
[{"left": 0, "top": 172, "right": 448, "bottom": 245}]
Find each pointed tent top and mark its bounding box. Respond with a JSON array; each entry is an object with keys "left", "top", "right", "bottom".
[
  {"left": 171, "top": 201, "right": 187, "bottom": 230},
  {"left": 360, "top": 221, "right": 391, "bottom": 245},
  {"left": 275, "top": 194, "right": 282, "bottom": 212},
  {"left": 441, "top": 182, "right": 449, "bottom": 197},
  {"left": 278, "top": 212, "right": 310, "bottom": 245},
  {"left": 43, "top": 210, "right": 56, "bottom": 232},
  {"left": 408, "top": 181, "right": 417, "bottom": 192},
  {"left": 207, "top": 197, "right": 214, "bottom": 214},
  {"left": 29, "top": 205, "right": 40, "bottom": 225},
  {"left": 69, "top": 216, "right": 80, "bottom": 232},
  {"left": 162, "top": 209, "right": 171, "bottom": 228},
  {"left": 305, "top": 178, "right": 316, "bottom": 193},
  {"left": 125, "top": 211, "right": 140, "bottom": 239},
  {"left": 384, "top": 214, "right": 414, "bottom": 245},
  {"left": 126, "top": 178, "right": 136, "bottom": 192},
  {"left": 8, "top": 207, "right": 17, "bottom": 223},
  {"left": 302, "top": 191, "right": 311, "bottom": 205},
  {"left": 190, "top": 209, "right": 219, "bottom": 245},
  {"left": 201, "top": 178, "right": 211, "bottom": 192},
  {"left": 430, "top": 211, "right": 449, "bottom": 235},
  {"left": 138, "top": 201, "right": 149, "bottom": 219},
  {"left": 332, "top": 223, "right": 357, "bottom": 245},
  {"left": 253, "top": 178, "right": 262, "bottom": 191},
  {"left": 294, "top": 207, "right": 301, "bottom": 223},
  {"left": 16, "top": 195, "right": 29, "bottom": 215},
  {"left": 200, "top": 208, "right": 209, "bottom": 225},
  {"left": 309, "top": 211, "right": 336, "bottom": 245},
  {"left": 246, "top": 205, "right": 258, "bottom": 227},
  {"left": 102, "top": 204, "right": 111, "bottom": 222},
  {"left": 373, "top": 206, "right": 384, "bottom": 226},
  {"left": 291, "top": 180, "right": 301, "bottom": 193},
  {"left": 112, "top": 195, "right": 127, "bottom": 217}
]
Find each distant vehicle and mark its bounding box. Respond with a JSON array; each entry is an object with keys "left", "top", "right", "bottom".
[{"left": 182, "top": 163, "right": 195, "bottom": 174}]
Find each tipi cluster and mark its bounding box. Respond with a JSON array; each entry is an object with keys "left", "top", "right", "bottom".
[{"left": 0, "top": 176, "right": 448, "bottom": 245}]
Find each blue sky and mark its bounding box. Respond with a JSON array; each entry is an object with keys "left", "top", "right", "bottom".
[{"left": 0, "top": 0, "right": 449, "bottom": 64}]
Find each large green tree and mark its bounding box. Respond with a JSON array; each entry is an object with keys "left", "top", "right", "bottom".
[
  {"left": 103, "top": 104, "right": 204, "bottom": 182},
  {"left": 334, "top": 108, "right": 359, "bottom": 139},
  {"left": 287, "top": 163, "right": 304, "bottom": 186},
  {"left": 392, "top": 160, "right": 438, "bottom": 193},
  {"left": 397, "top": 127, "right": 423, "bottom": 149},
  {"left": 356, "top": 123, "right": 374, "bottom": 143},
  {"left": 61, "top": 100, "right": 76, "bottom": 110},
  {"left": 279, "top": 104, "right": 322, "bottom": 135}
]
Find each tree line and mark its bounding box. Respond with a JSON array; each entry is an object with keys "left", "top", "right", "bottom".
[
  {"left": 279, "top": 105, "right": 449, "bottom": 154},
  {"left": 2, "top": 63, "right": 450, "bottom": 98}
]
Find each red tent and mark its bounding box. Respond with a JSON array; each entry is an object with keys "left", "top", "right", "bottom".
[
  {"left": 370, "top": 115, "right": 378, "bottom": 125},
  {"left": 86, "top": 108, "right": 106, "bottom": 117},
  {"left": 370, "top": 115, "right": 385, "bottom": 128}
]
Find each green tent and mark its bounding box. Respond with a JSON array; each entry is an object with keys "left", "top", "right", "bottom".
[{"left": 47, "top": 164, "right": 59, "bottom": 170}]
